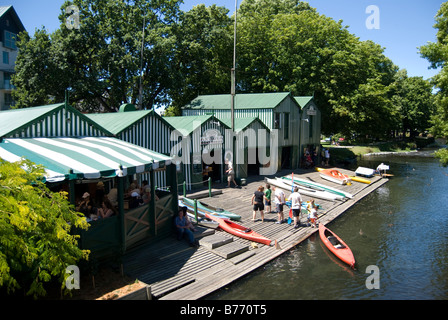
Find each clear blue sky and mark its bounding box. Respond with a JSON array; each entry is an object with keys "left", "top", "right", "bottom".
[{"left": 5, "top": 0, "right": 444, "bottom": 79}]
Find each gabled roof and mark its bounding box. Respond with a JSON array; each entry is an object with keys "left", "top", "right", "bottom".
[
  {"left": 86, "top": 109, "right": 174, "bottom": 136},
  {"left": 294, "top": 96, "right": 314, "bottom": 109},
  {"left": 163, "top": 115, "right": 229, "bottom": 136},
  {"left": 183, "top": 92, "right": 295, "bottom": 110},
  {"left": 0, "top": 104, "right": 112, "bottom": 138},
  {"left": 220, "top": 117, "right": 270, "bottom": 133},
  {"left": 0, "top": 6, "right": 25, "bottom": 32}
]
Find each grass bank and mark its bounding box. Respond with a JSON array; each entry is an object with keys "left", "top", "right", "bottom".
[{"left": 323, "top": 141, "right": 418, "bottom": 165}]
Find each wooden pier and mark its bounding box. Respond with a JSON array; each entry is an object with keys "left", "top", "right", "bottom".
[{"left": 122, "top": 167, "right": 389, "bottom": 300}]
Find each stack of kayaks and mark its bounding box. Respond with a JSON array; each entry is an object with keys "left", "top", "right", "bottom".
[
  {"left": 178, "top": 199, "right": 220, "bottom": 229},
  {"left": 205, "top": 213, "right": 272, "bottom": 246},
  {"left": 316, "top": 167, "right": 352, "bottom": 185},
  {"left": 181, "top": 197, "right": 241, "bottom": 221},
  {"left": 267, "top": 177, "right": 345, "bottom": 201},
  {"left": 282, "top": 175, "right": 353, "bottom": 199}
]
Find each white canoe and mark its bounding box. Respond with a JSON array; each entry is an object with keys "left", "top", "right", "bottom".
[
  {"left": 284, "top": 175, "right": 353, "bottom": 199},
  {"left": 267, "top": 178, "right": 345, "bottom": 201}
]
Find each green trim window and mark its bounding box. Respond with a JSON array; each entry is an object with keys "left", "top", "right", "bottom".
[
  {"left": 284, "top": 112, "right": 289, "bottom": 139},
  {"left": 3, "top": 51, "right": 9, "bottom": 64},
  {"left": 4, "top": 31, "right": 17, "bottom": 50},
  {"left": 309, "top": 115, "right": 314, "bottom": 138}
]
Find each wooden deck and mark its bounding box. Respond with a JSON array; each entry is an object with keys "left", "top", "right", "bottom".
[{"left": 122, "top": 167, "right": 389, "bottom": 300}]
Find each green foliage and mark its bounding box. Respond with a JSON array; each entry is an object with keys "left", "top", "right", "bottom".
[
  {"left": 11, "top": 0, "right": 437, "bottom": 139},
  {"left": 169, "top": 4, "right": 234, "bottom": 111},
  {"left": 419, "top": 2, "right": 448, "bottom": 166},
  {"left": 13, "top": 0, "right": 182, "bottom": 112},
  {"left": 434, "top": 148, "right": 448, "bottom": 167},
  {"left": 0, "top": 159, "right": 89, "bottom": 299}
]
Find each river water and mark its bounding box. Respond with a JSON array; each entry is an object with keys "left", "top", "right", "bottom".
[{"left": 206, "top": 151, "right": 448, "bottom": 300}]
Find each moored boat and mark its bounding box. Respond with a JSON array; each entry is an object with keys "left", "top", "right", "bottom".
[
  {"left": 316, "top": 167, "right": 352, "bottom": 185},
  {"left": 355, "top": 166, "right": 376, "bottom": 178},
  {"left": 178, "top": 199, "right": 228, "bottom": 220},
  {"left": 319, "top": 224, "right": 355, "bottom": 269},
  {"left": 205, "top": 213, "right": 272, "bottom": 246},
  {"left": 181, "top": 197, "right": 241, "bottom": 221}
]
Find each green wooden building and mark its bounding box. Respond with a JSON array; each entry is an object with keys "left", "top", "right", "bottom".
[
  {"left": 182, "top": 92, "right": 303, "bottom": 172},
  {"left": 0, "top": 104, "right": 178, "bottom": 263},
  {"left": 294, "top": 96, "right": 322, "bottom": 166},
  {"left": 163, "top": 114, "right": 230, "bottom": 190}
]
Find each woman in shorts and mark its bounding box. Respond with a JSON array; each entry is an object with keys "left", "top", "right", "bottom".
[{"left": 251, "top": 185, "right": 267, "bottom": 222}]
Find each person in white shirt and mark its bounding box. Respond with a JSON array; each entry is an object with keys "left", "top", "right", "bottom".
[
  {"left": 289, "top": 186, "right": 303, "bottom": 228},
  {"left": 273, "top": 186, "right": 286, "bottom": 224},
  {"left": 225, "top": 160, "right": 238, "bottom": 187}
]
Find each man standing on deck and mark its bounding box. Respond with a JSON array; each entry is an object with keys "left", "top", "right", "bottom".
[
  {"left": 289, "top": 186, "right": 303, "bottom": 228},
  {"left": 273, "top": 186, "right": 286, "bottom": 224}
]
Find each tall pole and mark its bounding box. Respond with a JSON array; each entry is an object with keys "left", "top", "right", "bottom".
[
  {"left": 231, "top": 0, "right": 237, "bottom": 178},
  {"left": 231, "top": 0, "right": 237, "bottom": 132},
  {"left": 139, "top": 16, "right": 145, "bottom": 110}
]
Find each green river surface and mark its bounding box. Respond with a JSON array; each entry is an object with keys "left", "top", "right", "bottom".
[{"left": 206, "top": 150, "right": 448, "bottom": 300}]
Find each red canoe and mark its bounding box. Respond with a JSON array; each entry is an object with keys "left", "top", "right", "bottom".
[
  {"left": 319, "top": 223, "right": 355, "bottom": 268},
  {"left": 205, "top": 213, "right": 272, "bottom": 246}
]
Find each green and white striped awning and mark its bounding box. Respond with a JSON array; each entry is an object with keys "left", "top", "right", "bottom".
[{"left": 0, "top": 137, "right": 172, "bottom": 182}]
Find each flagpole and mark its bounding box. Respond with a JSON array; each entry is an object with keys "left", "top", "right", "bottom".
[{"left": 231, "top": 0, "right": 237, "bottom": 132}]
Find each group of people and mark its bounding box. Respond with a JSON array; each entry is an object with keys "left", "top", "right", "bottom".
[
  {"left": 251, "top": 183, "right": 319, "bottom": 228},
  {"left": 76, "top": 180, "right": 159, "bottom": 222},
  {"left": 125, "top": 180, "right": 158, "bottom": 209},
  {"left": 76, "top": 181, "right": 118, "bottom": 221},
  {"left": 302, "top": 146, "right": 331, "bottom": 169}
]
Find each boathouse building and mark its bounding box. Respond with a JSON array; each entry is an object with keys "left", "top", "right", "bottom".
[
  {"left": 181, "top": 92, "right": 316, "bottom": 172},
  {"left": 0, "top": 103, "right": 178, "bottom": 264}
]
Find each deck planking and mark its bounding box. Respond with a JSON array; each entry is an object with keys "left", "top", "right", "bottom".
[{"left": 122, "top": 167, "right": 389, "bottom": 300}]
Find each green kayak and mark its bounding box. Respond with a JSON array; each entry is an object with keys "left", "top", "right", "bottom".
[{"left": 181, "top": 197, "right": 241, "bottom": 221}]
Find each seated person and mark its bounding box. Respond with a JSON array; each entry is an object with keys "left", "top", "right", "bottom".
[
  {"left": 129, "top": 191, "right": 143, "bottom": 209},
  {"left": 98, "top": 199, "right": 117, "bottom": 219},
  {"left": 76, "top": 192, "right": 98, "bottom": 220},
  {"left": 175, "top": 207, "right": 197, "bottom": 247}
]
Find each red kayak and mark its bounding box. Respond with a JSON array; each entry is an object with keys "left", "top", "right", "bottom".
[
  {"left": 319, "top": 224, "right": 355, "bottom": 268},
  {"left": 205, "top": 213, "right": 272, "bottom": 246}
]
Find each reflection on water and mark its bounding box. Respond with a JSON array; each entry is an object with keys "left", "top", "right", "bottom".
[{"left": 207, "top": 153, "right": 448, "bottom": 300}]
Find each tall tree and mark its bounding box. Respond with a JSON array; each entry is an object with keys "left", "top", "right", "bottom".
[
  {"left": 166, "top": 4, "right": 234, "bottom": 116},
  {"left": 236, "top": 0, "right": 398, "bottom": 137},
  {"left": 420, "top": 1, "right": 448, "bottom": 166},
  {"left": 13, "top": 0, "right": 182, "bottom": 112},
  {"left": 391, "top": 69, "right": 435, "bottom": 138}
]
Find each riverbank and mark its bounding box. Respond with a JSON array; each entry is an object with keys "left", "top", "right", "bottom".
[{"left": 324, "top": 141, "right": 439, "bottom": 166}]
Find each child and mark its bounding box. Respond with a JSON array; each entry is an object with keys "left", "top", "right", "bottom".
[{"left": 308, "top": 203, "right": 319, "bottom": 228}]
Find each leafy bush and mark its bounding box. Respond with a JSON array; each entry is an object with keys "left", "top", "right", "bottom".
[{"left": 0, "top": 159, "right": 90, "bottom": 298}]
